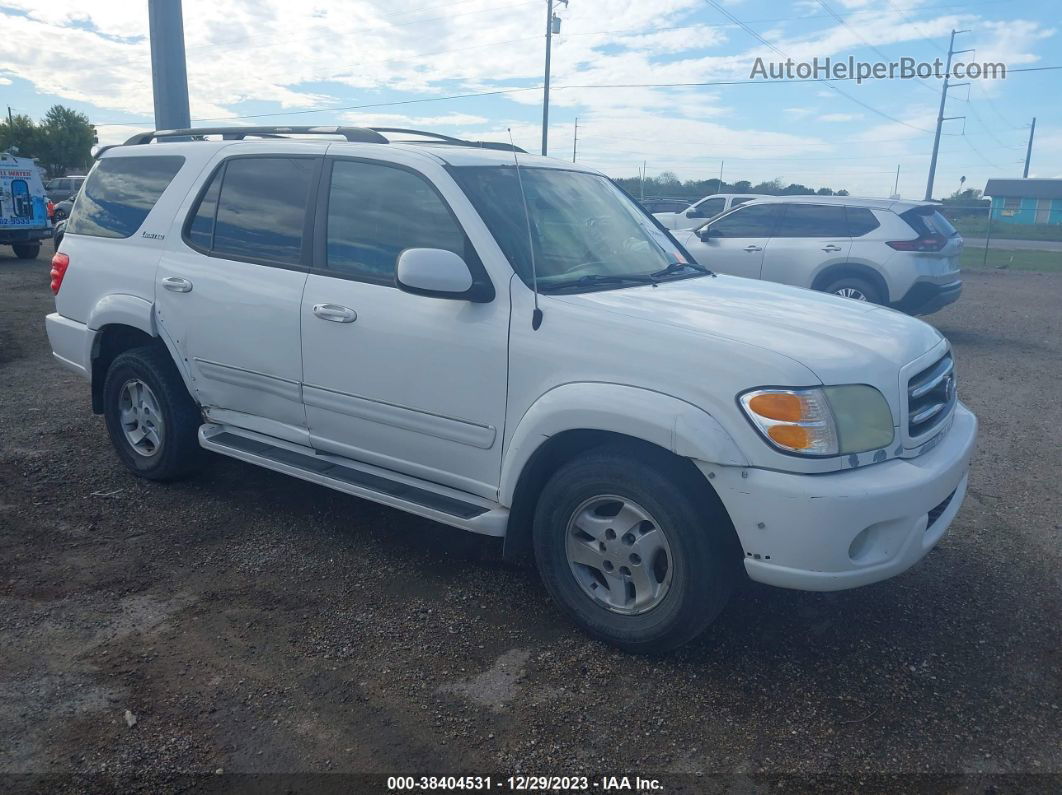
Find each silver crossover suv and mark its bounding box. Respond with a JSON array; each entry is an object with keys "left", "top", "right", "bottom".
[{"left": 678, "top": 196, "right": 963, "bottom": 315}]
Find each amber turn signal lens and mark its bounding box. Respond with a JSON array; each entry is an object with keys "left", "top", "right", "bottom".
[
  {"left": 748, "top": 393, "right": 805, "bottom": 422},
  {"left": 767, "top": 424, "right": 811, "bottom": 449}
]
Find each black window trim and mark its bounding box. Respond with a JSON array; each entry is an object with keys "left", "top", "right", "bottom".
[
  {"left": 180, "top": 152, "right": 323, "bottom": 273},
  {"left": 310, "top": 155, "right": 495, "bottom": 303}
]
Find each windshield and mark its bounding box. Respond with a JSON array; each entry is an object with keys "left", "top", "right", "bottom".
[{"left": 451, "top": 166, "right": 698, "bottom": 291}]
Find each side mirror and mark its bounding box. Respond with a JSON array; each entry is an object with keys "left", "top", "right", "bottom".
[
  {"left": 686, "top": 207, "right": 705, "bottom": 219},
  {"left": 395, "top": 248, "right": 493, "bottom": 302},
  {"left": 696, "top": 225, "right": 715, "bottom": 241}
]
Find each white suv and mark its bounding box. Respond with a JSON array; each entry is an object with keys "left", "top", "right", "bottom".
[
  {"left": 46, "top": 126, "right": 977, "bottom": 652},
  {"left": 653, "top": 193, "right": 766, "bottom": 230},
  {"left": 680, "top": 196, "right": 964, "bottom": 315}
]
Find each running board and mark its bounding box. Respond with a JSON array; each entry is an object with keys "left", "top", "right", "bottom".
[{"left": 198, "top": 424, "right": 508, "bottom": 537}]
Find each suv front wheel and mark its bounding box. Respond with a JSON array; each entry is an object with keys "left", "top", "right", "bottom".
[
  {"left": 102, "top": 346, "right": 204, "bottom": 481},
  {"left": 533, "top": 445, "right": 738, "bottom": 653}
]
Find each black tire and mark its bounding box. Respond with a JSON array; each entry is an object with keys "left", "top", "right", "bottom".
[
  {"left": 532, "top": 444, "right": 739, "bottom": 653},
  {"left": 12, "top": 242, "right": 40, "bottom": 260},
  {"left": 102, "top": 346, "right": 204, "bottom": 481},
  {"left": 821, "top": 275, "right": 882, "bottom": 304}
]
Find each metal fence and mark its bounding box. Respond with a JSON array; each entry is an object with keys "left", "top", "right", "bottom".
[{"left": 938, "top": 202, "right": 1062, "bottom": 271}]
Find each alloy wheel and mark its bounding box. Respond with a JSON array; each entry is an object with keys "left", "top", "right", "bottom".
[{"left": 564, "top": 495, "right": 674, "bottom": 615}]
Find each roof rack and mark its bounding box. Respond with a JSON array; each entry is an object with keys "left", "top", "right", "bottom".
[
  {"left": 121, "top": 125, "right": 525, "bottom": 153},
  {"left": 369, "top": 128, "right": 526, "bottom": 153},
  {"left": 123, "top": 126, "right": 389, "bottom": 145}
]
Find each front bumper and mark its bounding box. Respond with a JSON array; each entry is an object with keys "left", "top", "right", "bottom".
[
  {"left": 895, "top": 279, "right": 963, "bottom": 315},
  {"left": 701, "top": 403, "right": 977, "bottom": 591}
]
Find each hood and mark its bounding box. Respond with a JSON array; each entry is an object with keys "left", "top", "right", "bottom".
[{"left": 556, "top": 274, "right": 944, "bottom": 385}]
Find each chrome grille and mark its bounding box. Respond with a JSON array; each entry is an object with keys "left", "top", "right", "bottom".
[{"left": 907, "top": 353, "right": 956, "bottom": 439}]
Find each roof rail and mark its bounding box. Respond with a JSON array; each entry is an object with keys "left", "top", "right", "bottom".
[
  {"left": 123, "top": 126, "right": 389, "bottom": 145},
  {"left": 370, "top": 128, "right": 526, "bottom": 153},
  {"left": 120, "top": 125, "right": 525, "bottom": 153}
]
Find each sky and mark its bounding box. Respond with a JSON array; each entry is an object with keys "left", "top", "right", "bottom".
[{"left": 0, "top": 0, "right": 1058, "bottom": 198}]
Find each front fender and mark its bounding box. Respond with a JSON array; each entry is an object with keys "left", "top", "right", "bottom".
[{"left": 499, "top": 382, "right": 748, "bottom": 505}]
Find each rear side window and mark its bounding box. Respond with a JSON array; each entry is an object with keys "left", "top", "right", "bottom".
[
  {"left": 324, "top": 159, "right": 466, "bottom": 284},
  {"left": 845, "top": 206, "right": 881, "bottom": 237},
  {"left": 774, "top": 204, "right": 849, "bottom": 237},
  {"left": 708, "top": 204, "right": 779, "bottom": 237},
  {"left": 67, "top": 156, "right": 184, "bottom": 239},
  {"left": 902, "top": 208, "right": 957, "bottom": 238},
  {"left": 185, "top": 156, "right": 316, "bottom": 266}
]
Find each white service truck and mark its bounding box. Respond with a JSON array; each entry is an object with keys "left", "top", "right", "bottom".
[{"left": 1, "top": 151, "right": 51, "bottom": 259}]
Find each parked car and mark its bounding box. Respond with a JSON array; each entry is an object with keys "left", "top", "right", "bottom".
[
  {"left": 654, "top": 193, "right": 766, "bottom": 230},
  {"left": 1, "top": 151, "right": 51, "bottom": 259},
  {"left": 52, "top": 217, "right": 66, "bottom": 249},
  {"left": 46, "top": 126, "right": 977, "bottom": 652},
  {"left": 638, "top": 197, "right": 690, "bottom": 215},
  {"left": 44, "top": 175, "right": 85, "bottom": 203},
  {"left": 52, "top": 195, "right": 75, "bottom": 222},
  {"left": 680, "top": 196, "right": 964, "bottom": 315}
]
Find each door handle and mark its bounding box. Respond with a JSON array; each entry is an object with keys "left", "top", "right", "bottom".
[
  {"left": 822, "top": 244, "right": 842, "bottom": 252},
  {"left": 312, "top": 303, "right": 357, "bottom": 323},
  {"left": 161, "top": 276, "right": 193, "bottom": 293},
  {"left": 743, "top": 245, "right": 762, "bottom": 252}
]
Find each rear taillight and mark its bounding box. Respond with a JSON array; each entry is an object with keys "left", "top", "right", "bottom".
[
  {"left": 886, "top": 235, "right": 947, "bottom": 252},
  {"left": 50, "top": 252, "right": 70, "bottom": 295}
]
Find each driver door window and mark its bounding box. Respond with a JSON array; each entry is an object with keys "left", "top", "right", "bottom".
[
  {"left": 686, "top": 204, "right": 779, "bottom": 279},
  {"left": 689, "top": 197, "right": 725, "bottom": 219}
]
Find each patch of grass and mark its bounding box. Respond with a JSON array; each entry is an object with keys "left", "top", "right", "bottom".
[
  {"left": 960, "top": 247, "right": 1062, "bottom": 273},
  {"left": 951, "top": 217, "right": 1062, "bottom": 241}
]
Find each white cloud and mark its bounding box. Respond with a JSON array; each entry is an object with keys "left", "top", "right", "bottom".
[{"left": 0, "top": 0, "right": 1055, "bottom": 197}]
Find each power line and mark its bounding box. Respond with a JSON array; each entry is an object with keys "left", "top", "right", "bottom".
[
  {"left": 702, "top": 0, "right": 934, "bottom": 133},
  {"left": 91, "top": 65, "right": 1062, "bottom": 127}
]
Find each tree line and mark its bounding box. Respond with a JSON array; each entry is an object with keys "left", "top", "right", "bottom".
[
  {"left": 615, "top": 171, "right": 851, "bottom": 201},
  {"left": 0, "top": 105, "right": 95, "bottom": 178}
]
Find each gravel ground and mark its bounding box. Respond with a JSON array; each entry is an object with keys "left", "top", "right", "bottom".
[{"left": 1, "top": 244, "right": 1060, "bottom": 791}]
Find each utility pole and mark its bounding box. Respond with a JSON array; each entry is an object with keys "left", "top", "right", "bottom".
[
  {"left": 718, "top": 160, "right": 724, "bottom": 191},
  {"left": 639, "top": 161, "right": 646, "bottom": 199},
  {"left": 572, "top": 117, "right": 578, "bottom": 163},
  {"left": 925, "top": 29, "right": 972, "bottom": 200},
  {"left": 148, "top": 0, "right": 191, "bottom": 133},
  {"left": 6, "top": 106, "right": 12, "bottom": 125},
  {"left": 892, "top": 164, "right": 901, "bottom": 198},
  {"left": 541, "top": 0, "right": 568, "bottom": 156},
  {"left": 1022, "top": 117, "right": 1036, "bottom": 178}
]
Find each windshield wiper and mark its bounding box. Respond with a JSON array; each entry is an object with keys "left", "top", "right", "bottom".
[
  {"left": 650, "top": 260, "right": 713, "bottom": 278},
  {"left": 539, "top": 273, "right": 659, "bottom": 293}
]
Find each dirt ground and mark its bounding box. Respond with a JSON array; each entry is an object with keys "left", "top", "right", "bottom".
[{"left": 1, "top": 243, "right": 1060, "bottom": 791}]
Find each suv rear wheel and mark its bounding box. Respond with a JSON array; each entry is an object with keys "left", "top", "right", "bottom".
[
  {"left": 102, "top": 346, "right": 204, "bottom": 481},
  {"left": 822, "top": 275, "right": 882, "bottom": 304},
  {"left": 12, "top": 242, "right": 40, "bottom": 259},
  {"left": 533, "top": 445, "right": 738, "bottom": 653}
]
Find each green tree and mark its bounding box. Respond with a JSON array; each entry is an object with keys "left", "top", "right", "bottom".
[
  {"left": 0, "top": 113, "right": 44, "bottom": 158},
  {"left": 39, "top": 105, "right": 94, "bottom": 177}
]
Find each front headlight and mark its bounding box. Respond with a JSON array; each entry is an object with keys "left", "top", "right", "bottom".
[{"left": 739, "top": 385, "right": 894, "bottom": 457}]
